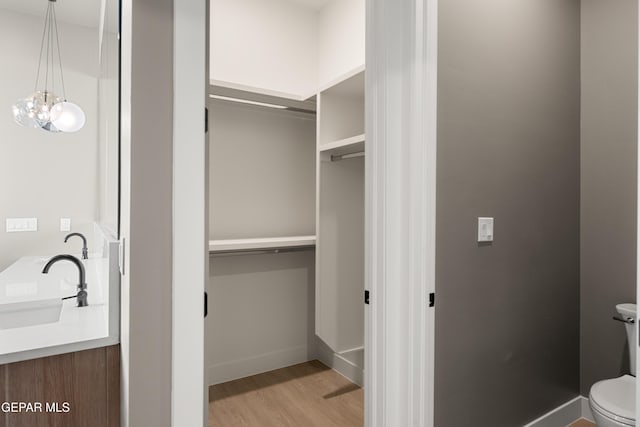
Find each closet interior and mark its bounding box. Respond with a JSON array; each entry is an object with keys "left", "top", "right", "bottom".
[{"left": 206, "top": 0, "right": 366, "bottom": 392}]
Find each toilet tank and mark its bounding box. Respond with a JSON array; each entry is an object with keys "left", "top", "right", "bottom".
[{"left": 616, "top": 303, "right": 637, "bottom": 376}]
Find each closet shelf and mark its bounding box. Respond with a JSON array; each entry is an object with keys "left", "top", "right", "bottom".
[
  {"left": 209, "top": 235, "right": 316, "bottom": 254},
  {"left": 210, "top": 80, "right": 317, "bottom": 113},
  {"left": 318, "top": 65, "right": 365, "bottom": 94},
  {"left": 319, "top": 134, "right": 365, "bottom": 157}
]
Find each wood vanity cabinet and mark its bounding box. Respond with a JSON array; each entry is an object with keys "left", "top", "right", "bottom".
[{"left": 0, "top": 345, "right": 119, "bottom": 427}]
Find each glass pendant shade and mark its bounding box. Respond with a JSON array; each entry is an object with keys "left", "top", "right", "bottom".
[
  {"left": 12, "top": 91, "right": 62, "bottom": 131},
  {"left": 50, "top": 101, "right": 85, "bottom": 133},
  {"left": 12, "top": 0, "right": 85, "bottom": 133},
  {"left": 12, "top": 97, "right": 41, "bottom": 129}
]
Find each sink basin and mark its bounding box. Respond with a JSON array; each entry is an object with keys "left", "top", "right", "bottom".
[
  {"left": 0, "top": 298, "right": 62, "bottom": 329},
  {"left": 0, "top": 255, "right": 106, "bottom": 331}
]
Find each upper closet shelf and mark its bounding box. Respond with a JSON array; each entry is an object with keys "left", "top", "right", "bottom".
[
  {"left": 209, "top": 235, "right": 317, "bottom": 254},
  {"left": 318, "top": 65, "right": 365, "bottom": 94},
  {"left": 317, "top": 67, "right": 364, "bottom": 146},
  {"left": 210, "top": 80, "right": 316, "bottom": 113},
  {"left": 319, "top": 134, "right": 365, "bottom": 156}
]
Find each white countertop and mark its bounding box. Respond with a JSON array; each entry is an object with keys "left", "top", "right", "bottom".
[
  {"left": 0, "top": 256, "right": 105, "bottom": 304},
  {"left": 0, "top": 255, "right": 115, "bottom": 363}
]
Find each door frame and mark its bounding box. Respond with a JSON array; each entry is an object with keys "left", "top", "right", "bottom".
[
  {"left": 365, "top": 0, "right": 438, "bottom": 425},
  {"left": 172, "top": 0, "right": 207, "bottom": 425},
  {"left": 637, "top": 0, "right": 640, "bottom": 419},
  {"left": 169, "top": 0, "right": 440, "bottom": 425}
]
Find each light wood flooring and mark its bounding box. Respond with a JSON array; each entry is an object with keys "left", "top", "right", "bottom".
[
  {"left": 569, "top": 419, "right": 595, "bottom": 427},
  {"left": 210, "top": 365, "right": 598, "bottom": 427},
  {"left": 209, "top": 360, "right": 363, "bottom": 426}
]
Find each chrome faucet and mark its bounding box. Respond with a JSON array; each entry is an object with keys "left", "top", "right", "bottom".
[
  {"left": 42, "top": 254, "right": 88, "bottom": 307},
  {"left": 64, "top": 232, "right": 88, "bottom": 260}
]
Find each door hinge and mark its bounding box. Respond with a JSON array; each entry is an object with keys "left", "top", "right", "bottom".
[
  {"left": 205, "top": 107, "right": 209, "bottom": 133},
  {"left": 204, "top": 291, "right": 208, "bottom": 318},
  {"left": 364, "top": 290, "right": 370, "bottom": 305},
  {"left": 429, "top": 292, "right": 435, "bottom": 307}
]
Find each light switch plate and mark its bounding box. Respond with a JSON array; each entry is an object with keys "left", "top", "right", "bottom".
[
  {"left": 478, "top": 217, "right": 494, "bottom": 242},
  {"left": 6, "top": 218, "right": 38, "bottom": 233},
  {"left": 60, "top": 218, "right": 71, "bottom": 232}
]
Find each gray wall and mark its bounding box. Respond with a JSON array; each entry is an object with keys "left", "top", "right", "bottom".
[
  {"left": 208, "top": 100, "right": 316, "bottom": 240},
  {"left": 435, "top": 0, "right": 581, "bottom": 425},
  {"left": 580, "top": 0, "right": 638, "bottom": 396},
  {"left": 207, "top": 251, "right": 316, "bottom": 384}
]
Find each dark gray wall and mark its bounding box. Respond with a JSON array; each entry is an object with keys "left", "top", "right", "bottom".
[
  {"left": 435, "top": 1, "right": 581, "bottom": 425},
  {"left": 580, "top": 0, "right": 638, "bottom": 396}
]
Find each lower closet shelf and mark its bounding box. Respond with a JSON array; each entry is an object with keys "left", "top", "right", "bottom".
[{"left": 209, "top": 235, "right": 316, "bottom": 255}]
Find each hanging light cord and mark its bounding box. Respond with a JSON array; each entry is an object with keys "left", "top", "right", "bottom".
[
  {"left": 47, "top": 2, "right": 53, "bottom": 97},
  {"left": 33, "top": 1, "right": 67, "bottom": 102},
  {"left": 34, "top": 2, "right": 51, "bottom": 93},
  {"left": 52, "top": 5, "right": 67, "bottom": 100}
]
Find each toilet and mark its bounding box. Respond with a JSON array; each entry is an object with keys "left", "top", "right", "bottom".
[{"left": 589, "top": 303, "right": 636, "bottom": 427}]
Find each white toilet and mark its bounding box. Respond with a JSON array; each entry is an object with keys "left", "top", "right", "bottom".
[{"left": 589, "top": 303, "right": 636, "bottom": 427}]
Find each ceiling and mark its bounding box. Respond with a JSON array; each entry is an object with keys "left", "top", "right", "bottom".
[
  {"left": 0, "top": 0, "right": 101, "bottom": 28},
  {"left": 1, "top": 0, "right": 335, "bottom": 29},
  {"left": 287, "top": 0, "right": 333, "bottom": 10}
]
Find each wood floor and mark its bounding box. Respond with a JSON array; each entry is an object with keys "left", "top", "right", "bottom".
[
  {"left": 209, "top": 360, "right": 363, "bottom": 426},
  {"left": 210, "top": 365, "right": 598, "bottom": 427},
  {"left": 569, "top": 419, "right": 595, "bottom": 427}
]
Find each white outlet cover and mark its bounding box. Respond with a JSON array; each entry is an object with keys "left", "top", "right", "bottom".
[
  {"left": 478, "top": 217, "right": 494, "bottom": 242},
  {"left": 6, "top": 218, "right": 38, "bottom": 233},
  {"left": 60, "top": 218, "right": 71, "bottom": 232}
]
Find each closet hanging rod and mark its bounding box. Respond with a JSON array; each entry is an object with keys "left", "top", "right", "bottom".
[
  {"left": 331, "top": 151, "right": 365, "bottom": 162},
  {"left": 209, "top": 246, "right": 315, "bottom": 257}
]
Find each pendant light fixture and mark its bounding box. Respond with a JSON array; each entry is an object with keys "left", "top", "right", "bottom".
[{"left": 11, "top": 0, "right": 85, "bottom": 133}]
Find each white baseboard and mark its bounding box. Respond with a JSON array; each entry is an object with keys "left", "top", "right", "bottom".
[
  {"left": 580, "top": 396, "right": 595, "bottom": 423},
  {"left": 208, "top": 345, "right": 311, "bottom": 385},
  {"left": 315, "top": 341, "right": 364, "bottom": 386},
  {"left": 524, "top": 396, "right": 594, "bottom": 427}
]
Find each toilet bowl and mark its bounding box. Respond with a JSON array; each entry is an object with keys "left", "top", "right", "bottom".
[
  {"left": 590, "top": 375, "right": 634, "bottom": 427},
  {"left": 589, "top": 303, "right": 636, "bottom": 427}
]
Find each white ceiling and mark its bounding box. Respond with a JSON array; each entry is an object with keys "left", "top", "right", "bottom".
[
  {"left": 287, "top": 0, "right": 333, "bottom": 10},
  {"left": 1, "top": 0, "right": 334, "bottom": 29},
  {"left": 0, "top": 0, "right": 101, "bottom": 28}
]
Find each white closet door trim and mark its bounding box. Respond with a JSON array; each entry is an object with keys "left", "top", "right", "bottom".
[
  {"left": 172, "top": 0, "right": 206, "bottom": 425},
  {"left": 636, "top": 0, "right": 640, "bottom": 418},
  {"left": 365, "top": 0, "right": 437, "bottom": 425}
]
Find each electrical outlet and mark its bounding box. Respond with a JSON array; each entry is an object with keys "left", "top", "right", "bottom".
[
  {"left": 60, "top": 218, "right": 71, "bottom": 232},
  {"left": 6, "top": 218, "right": 38, "bottom": 233}
]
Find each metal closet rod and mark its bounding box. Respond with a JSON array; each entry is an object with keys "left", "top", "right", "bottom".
[
  {"left": 331, "top": 151, "right": 365, "bottom": 162},
  {"left": 209, "top": 246, "right": 315, "bottom": 257}
]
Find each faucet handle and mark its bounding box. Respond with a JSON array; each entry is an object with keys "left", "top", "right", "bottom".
[
  {"left": 61, "top": 291, "right": 89, "bottom": 307},
  {"left": 76, "top": 290, "right": 88, "bottom": 307},
  {"left": 613, "top": 315, "right": 634, "bottom": 324}
]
